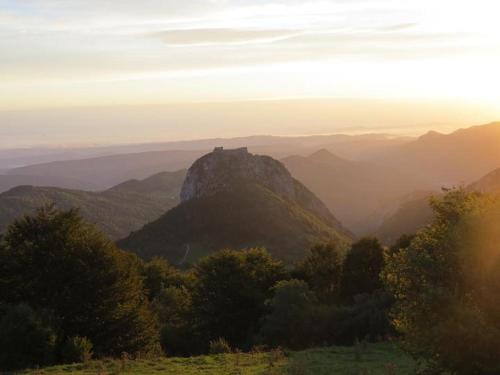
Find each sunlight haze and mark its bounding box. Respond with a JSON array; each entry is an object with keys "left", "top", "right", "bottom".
[{"left": 1, "top": 0, "right": 500, "bottom": 145}]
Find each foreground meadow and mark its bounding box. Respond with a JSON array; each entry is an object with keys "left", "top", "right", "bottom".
[{"left": 22, "top": 342, "right": 415, "bottom": 375}]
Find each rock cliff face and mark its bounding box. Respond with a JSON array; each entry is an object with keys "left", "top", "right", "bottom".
[
  {"left": 181, "top": 147, "right": 294, "bottom": 201},
  {"left": 180, "top": 147, "right": 344, "bottom": 229}
]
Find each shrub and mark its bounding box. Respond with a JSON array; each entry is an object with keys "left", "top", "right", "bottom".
[
  {"left": 209, "top": 338, "right": 232, "bottom": 354},
  {"left": 61, "top": 336, "right": 93, "bottom": 363},
  {"left": 0, "top": 304, "right": 57, "bottom": 371}
]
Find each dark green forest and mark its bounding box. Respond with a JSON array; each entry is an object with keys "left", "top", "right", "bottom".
[{"left": 1, "top": 189, "right": 499, "bottom": 373}]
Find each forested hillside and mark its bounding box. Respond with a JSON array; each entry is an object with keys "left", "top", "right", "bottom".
[{"left": 0, "top": 170, "right": 185, "bottom": 239}]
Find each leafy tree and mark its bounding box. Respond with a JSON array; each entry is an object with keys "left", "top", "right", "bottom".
[
  {"left": 0, "top": 206, "right": 158, "bottom": 356},
  {"left": 259, "top": 279, "right": 320, "bottom": 348},
  {"left": 383, "top": 189, "right": 500, "bottom": 374},
  {"left": 388, "top": 234, "right": 415, "bottom": 255},
  {"left": 295, "top": 242, "right": 343, "bottom": 302},
  {"left": 340, "top": 237, "right": 385, "bottom": 301},
  {"left": 156, "top": 285, "right": 197, "bottom": 356},
  {"left": 142, "top": 257, "right": 193, "bottom": 300},
  {"left": 192, "top": 248, "right": 286, "bottom": 350},
  {"left": 0, "top": 304, "right": 57, "bottom": 371}
]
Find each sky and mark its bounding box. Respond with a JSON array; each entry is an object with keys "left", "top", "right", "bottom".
[{"left": 1, "top": 0, "right": 500, "bottom": 147}]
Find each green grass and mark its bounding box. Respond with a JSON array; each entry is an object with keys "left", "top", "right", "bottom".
[{"left": 22, "top": 342, "right": 415, "bottom": 375}]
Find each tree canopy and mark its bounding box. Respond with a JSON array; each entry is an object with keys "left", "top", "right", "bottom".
[
  {"left": 340, "top": 237, "right": 385, "bottom": 300},
  {"left": 384, "top": 189, "right": 500, "bottom": 374},
  {"left": 0, "top": 206, "right": 158, "bottom": 357}
]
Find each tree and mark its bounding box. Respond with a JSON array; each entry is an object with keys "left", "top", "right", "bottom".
[
  {"left": 0, "top": 206, "right": 158, "bottom": 356},
  {"left": 0, "top": 304, "right": 57, "bottom": 371},
  {"left": 259, "top": 279, "right": 320, "bottom": 348},
  {"left": 388, "top": 234, "right": 415, "bottom": 255},
  {"left": 295, "top": 242, "right": 343, "bottom": 302},
  {"left": 340, "top": 237, "right": 385, "bottom": 301},
  {"left": 142, "top": 257, "right": 193, "bottom": 300},
  {"left": 191, "top": 248, "right": 286, "bottom": 349},
  {"left": 383, "top": 189, "right": 500, "bottom": 374},
  {"left": 156, "top": 285, "right": 197, "bottom": 356}
]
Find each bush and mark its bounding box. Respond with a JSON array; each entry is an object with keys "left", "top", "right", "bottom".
[
  {"left": 61, "top": 336, "right": 93, "bottom": 363},
  {"left": 0, "top": 304, "right": 57, "bottom": 371},
  {"left": 209, "top": 338, "right": 232, "bottom": 354}
]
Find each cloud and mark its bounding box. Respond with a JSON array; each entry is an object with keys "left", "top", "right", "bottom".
[
  {"left": 377, "top": 23, "right": 418, "bottom": 31},
  {"left": 151, "top": 28, "right": 303, "bottom": 46}
]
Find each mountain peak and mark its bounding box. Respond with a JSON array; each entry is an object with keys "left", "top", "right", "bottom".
[
  {"left": 308, "top": 149, "right": 346, "bottom": 164},
  {"left": 419, "top": 130, "right": 444, "bottom": 141},
  {"left": 180, "top": 147, "right": 295, "bottom": 202}
]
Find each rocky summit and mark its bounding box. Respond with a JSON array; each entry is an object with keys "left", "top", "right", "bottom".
[
  {"left": 180, "top": 147, "right": 294, "bottom": 202},
  {"left": 180, "top": 147, "right": 342, "bottom": 228}
]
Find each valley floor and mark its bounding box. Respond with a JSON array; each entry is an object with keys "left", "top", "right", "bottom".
[{"left": 22, "top": 342, "right": 415, "bottom": 375}]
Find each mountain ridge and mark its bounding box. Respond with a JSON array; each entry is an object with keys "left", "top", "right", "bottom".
[{"left": 0, "top": 170, "right": 186, "bottom": 239}]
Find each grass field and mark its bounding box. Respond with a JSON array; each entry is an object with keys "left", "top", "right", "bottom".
[{"left": 22, "top": 342, "right": 415, "bottom": 375}]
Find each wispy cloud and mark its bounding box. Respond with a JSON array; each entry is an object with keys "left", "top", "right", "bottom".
[
  {"left": 377, "top": 23, "right": 417, "bottom": 32},
  {"left": 151, "top": 28, "right": 303, "bottom": 46}
]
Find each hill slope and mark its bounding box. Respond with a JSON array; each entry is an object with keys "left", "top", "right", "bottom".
[
  {"left": 467, "top": 167, "right": 500, "bottom": 193},
  {"left": 0, "top": 170, "right": 186, "bottom": 239},
  {"left": 282, "top": 149, "right": 426, "bottom": 235},
  {"left": 119, "top": 148, "right": 352, "bottom": 264}
]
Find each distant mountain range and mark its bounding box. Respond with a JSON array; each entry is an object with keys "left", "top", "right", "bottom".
[
  {"left": 7, "top": 150, "right": 202, "bottom": 190},
  {"left": 373, "top": 122, "right": 500, "bottom": 185},
  {"left": 5, "top": 122, "right": 500, "bottom": 194},
  {"left": 119, "top": 148, "right": 352, "bottom": 264},
  {"left": 2, "top": 121, "right": 500, "bottom": 254},
  {"left": 282, "top": 149, "right": 427, "bottom": 235},
  {"left": 0, "top": 170, "right": 185, "bottom": 240},
  {"left": 1, "top": 133, "right": 410, "bottom": 190},
  {"left": 0, "top": 133, "right": 411, "bottom": 169}
]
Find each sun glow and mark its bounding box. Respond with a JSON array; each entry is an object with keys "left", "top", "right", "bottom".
[{"left": 0, "top": 0, "right": 499, "bottom": 138}]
